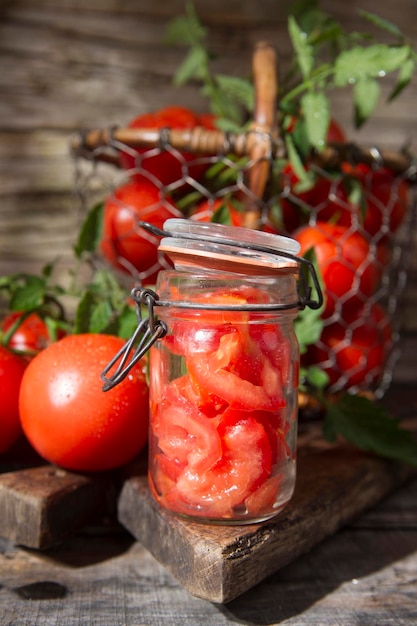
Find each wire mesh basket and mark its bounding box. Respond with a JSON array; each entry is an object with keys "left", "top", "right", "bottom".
[{"left": 71, "top": 41, "right": 416, "bottom": 400}]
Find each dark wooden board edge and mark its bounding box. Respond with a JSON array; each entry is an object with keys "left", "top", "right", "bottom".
[
  {"left": 118, "top": 424, "right": 416, "bottom": 604},
  {"left": 0, "top": 465, "right": 118, "bottom": 550}
]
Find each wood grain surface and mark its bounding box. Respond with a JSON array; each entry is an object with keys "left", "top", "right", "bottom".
[
  {"left": 0, "top": 466, "right": 416, "bottom": 625},
  {"left": 118, "top": 420, "right": 416, "bottom": 604}
]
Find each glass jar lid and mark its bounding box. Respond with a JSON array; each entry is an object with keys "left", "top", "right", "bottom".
[{"left": 159, "top": 219, "right": 301, "bottom": 275}]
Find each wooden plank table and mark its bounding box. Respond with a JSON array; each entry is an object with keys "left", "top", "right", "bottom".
[{"left": 1, "top": 384, "right": 416, "bottom": 625}]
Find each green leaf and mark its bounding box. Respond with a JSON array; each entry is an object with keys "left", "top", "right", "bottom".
[
  {"left": 358, "top": 10, "right": 404, "bottom": 40},
  {"left": 300, "top": 365, "right": 329, "bottom": 391},
  {"left": 285, "top": 134, "right": 306, "bottom": 180},
  {"left": 323, "top": 394, "right": 417, "bottom": 466},
  {"left": 215, "top": 74, "right": 255, "bottom": 112},
  {"left": 74, "top": 202, "right": 104, "bottom": 259},
  {"left": 173, "top": 47, "right": 208, "bottom": 85},
  {"left": 89, "top": 299, "right": 114, "bottom": 334},
  {"left": 165, "top": 2, "right": 207, "bottom": 47},
  {"left": 388, "top": 57, "right": 415, "bottom": 102},
  {"left": 353, "top": 77, "right": 380, "bottom": 127},
  {"left": 73, "top": 291, "right": 93, "bottom": 333},
  {"left": 9, "top": 276, "right": 46, "bottom": 311},
  {"left": 294, "top": 304, "right": 324, "bottom": 354},
  {"left": 345, "top": 176, "right": 367, "bottom": 219},
  {"left": 201, "top": 83, "right": 245, "bottom": 125},
  {"left": 288, "top": 15, "right": 315, "bottom": 79},
  {"left": 301, "top": 90, "right": 330, "bottom": 149},
  {"left": 334, "top": 44, "right": 410, "bottom": 86},
  {"left": 117, "top": 305, "right": 139, "bottom": 340}
]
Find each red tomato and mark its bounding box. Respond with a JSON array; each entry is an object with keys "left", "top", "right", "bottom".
[
  {"left": 1, "top": 311, "right": 63, "bottom": 357},
  {"left": 314, "top": 167, "right": 409, "bottom": 237},
  {"left": 326, "top": 119, "right": 347, "bottom": 143},
  {"left": 294, "top": 222, "right": 381, "bottom": 316},
  {"left": 189, "top": 197, "right": 244, "bottom": 227},
  {"left": 19, "top": 334, "right": 149, "bottom": 471},
  {"left": 119, "top": 105, "right": 206, "bottom": 185},
  {"left": 198, "top": 112, "right": 218, "bottom": 130},
  {"left": 305, "top": 303, "right": 392, "bottom": 389},
  {"left": 189, "top": 196, "right": 282, "bottom": 234},
  {"left": 100, "top": 179, "right": 181, "bottom": 284},
  {"left": 0, "top": 345, "right": 27, "bottom": 453}
]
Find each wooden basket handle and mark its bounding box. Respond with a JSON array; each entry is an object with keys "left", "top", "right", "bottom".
[{"left": 243, "top": 42, "right": 279, "bottom": 229}]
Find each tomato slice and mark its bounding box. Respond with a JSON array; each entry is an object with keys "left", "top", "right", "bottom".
[
  {"left": 153, "top": 376, "right": 222, "bottom": 473},
  {"left": 171, "top": 409, "right": 273, "bottom": 518},
  {"left": 186, "top": 329, "right": 286, "bottom": 412}
]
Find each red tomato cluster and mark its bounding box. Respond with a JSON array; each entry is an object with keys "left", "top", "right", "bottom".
[
  {"left": 290, "top": 168, "right": 405, "bottom": 390},
  {"left": 101, "top": 106, "right": 218, "bottom": 284},
  {"left": 149, "top": 286, "right": 295, "bottom": 520}
]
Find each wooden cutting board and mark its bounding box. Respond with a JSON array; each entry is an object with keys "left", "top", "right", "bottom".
[
  {"left": 117, "top": 420, "right": 417, "bottom": 604},
  {"left": 0, "top": 413, "right": 415, "bottom": 602}
]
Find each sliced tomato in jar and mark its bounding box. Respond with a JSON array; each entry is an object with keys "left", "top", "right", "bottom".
[
  {"left": 171, "top": 409, "right": 273, "bottom": 518},
  {"left": 152, "top": 376, "right": 223, "bottom": 473},
  {"left": 186, "top": 328, "right": 286, "bottom": 412}
]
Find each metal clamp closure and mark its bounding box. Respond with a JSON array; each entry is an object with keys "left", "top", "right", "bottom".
[{"left": 101, "top": 288, "right": 167, "bottom": 391}]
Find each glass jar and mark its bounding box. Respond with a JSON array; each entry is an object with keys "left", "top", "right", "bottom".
[
  {"left": 148, "top": 220, "right": 303, "bottom": 524},
  {"left": 101, "top": 219, "right": 322, "bottom": 525}
]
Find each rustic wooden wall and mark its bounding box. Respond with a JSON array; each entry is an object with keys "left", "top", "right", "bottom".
[{"left": 1, "top": 0, "right": 416, "bottom": 380}]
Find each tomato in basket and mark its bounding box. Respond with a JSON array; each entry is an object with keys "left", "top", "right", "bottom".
[
  {"left": 100, "top": 179, "right": 182, "bottom": 284},
  {"left": 294, "top": 222, "right": 382, "bottom": 316},
  {"left": 119, "top": 105, "right": 212, "bottom": 185},
  {"left": 304, "top": 302, "right": 392, "bottom": 389}
]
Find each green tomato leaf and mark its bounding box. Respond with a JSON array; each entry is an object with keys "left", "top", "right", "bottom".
[
  {"left": 174, "top": 47, "right": 208, "bottom": 85},
  {"left": 288, "top": 15, "right": 315, "bottom": 79},
  {"left": 300, "top": 365, "right": 329, "bottom": 391},
  {"left": 323, "top": 394, "right": 417, "bottom": 466},
  {"left": 358, "top": 10, "right": 404, "bottom": 39},
  {"left": 294, "top": 304, "right": 324, "bottom": 354},
  {"left": 89, "top": 299, "right": 114, "bottom": 334},
  {"left": 353, "top": 77, "right": 381, "bottom": 127},
  {"left": 215, "top": 74, "right": 255, "bottom": 112},
  {"left": 74, "top": 290, "right": 113, "bottom": 334},
  {"left": 116, "top": 305, "right": 140, "bottom": 340},
  {"left": 9, "top": 276, "right": 46, "bottom": 311},
  {"left": 301, "top": 90, "right": 330, "bottom": 149},
  {"left": 165, "top": 2, "right": 207, "bottom": 47},
  {"left": 388, "top": 57, "right": 415, "bottom": 102},
  {"left": 334, "top": 44, "right": 410, "bottom": 86},
  {"left": 74, "top": 202, "right": 104, "bottom": 259},
  {"left": 285, "top": 134, "right": 313, "bottom": 190}
]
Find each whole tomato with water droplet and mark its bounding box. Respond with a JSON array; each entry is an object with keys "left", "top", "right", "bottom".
[
  {"left": 0, "top": 345, "right": 27, "bottom": 454},
  {"left": 19, "top": 334, "right": 149, "bottom": 472}
]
